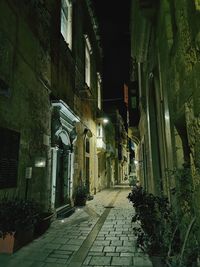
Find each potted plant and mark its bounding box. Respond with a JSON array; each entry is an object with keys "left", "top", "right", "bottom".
[
  {"left": 0, "top": 197, "right": 39, "bottom": 253},
  {"left": 128, "top": 186, "right": 175, "bottom": 267},
  {"left": 74, "top": 184, "right": 88, "bottom": 206}
]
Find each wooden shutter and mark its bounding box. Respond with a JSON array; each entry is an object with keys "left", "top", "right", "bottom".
[{"left": 0, "top": 127, "right": 20, "bottom": 188}]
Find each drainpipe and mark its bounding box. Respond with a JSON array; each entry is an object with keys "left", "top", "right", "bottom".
[{"left": 138, "top": 62, "right": 142, "bottom": 101}]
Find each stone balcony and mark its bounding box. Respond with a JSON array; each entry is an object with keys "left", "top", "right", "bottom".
[{"left": 97, "top": 136, "right": 106, "bottom": 152}]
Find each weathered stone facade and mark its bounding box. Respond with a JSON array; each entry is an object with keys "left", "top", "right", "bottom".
[
  {"left": 0, "top": 0, "right": 108, "bottom": 214},
  {"left": 130, "top": 0, "right": 200, "bottom": 262},
  {"left": 0, "top": 0, "right": 51, "bottom": 209}
]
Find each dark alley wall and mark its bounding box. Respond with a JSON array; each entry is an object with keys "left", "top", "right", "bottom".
[{"left": 130, "top": 0, "right": 200, "bottom": 260}]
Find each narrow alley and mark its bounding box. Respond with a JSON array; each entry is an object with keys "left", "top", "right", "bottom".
[
  {"left": 1, "top": 0, "right": 200, "bottom": 266},
  {"left": 0, "top": 186, "right": 152, "bottom": 267}
]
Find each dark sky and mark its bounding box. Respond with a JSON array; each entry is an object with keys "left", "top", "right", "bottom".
[{"left": 93, "top": 1, "right": 131, "bottom": 105}]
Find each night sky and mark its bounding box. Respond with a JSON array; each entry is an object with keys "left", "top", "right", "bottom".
[{"left": 93, "top": 0, "right": 131, "bottom": 112}]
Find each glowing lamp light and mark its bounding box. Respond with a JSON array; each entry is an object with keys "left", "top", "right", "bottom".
[
  {"left": 35, "top": 157, "right": 46, "bottom": 168},
  {"left": 103, "top": 118, "right": 109, "bottom": 124}
]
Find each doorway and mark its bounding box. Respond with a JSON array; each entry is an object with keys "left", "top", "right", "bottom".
[
  {"left": 85, "top": 137, "right": 90, "bottom": 194},
  {"left": 51, "top": 133, "right": 72, "bottom": 209}
]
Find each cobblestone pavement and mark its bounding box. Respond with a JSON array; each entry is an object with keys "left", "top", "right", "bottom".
[{"left": 0, "top": 185, "right": 153, "bottom": 267}]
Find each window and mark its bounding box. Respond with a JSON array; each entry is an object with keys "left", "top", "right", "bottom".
[
  {"left": 86, "top": 138, "right": 90, "bottom": 154},
  {"left": 84, "top": 35, "right": 92, "bottom": 87},
  {"left": 85, "top": 137, "right": 90, "bottom": 193},
  {"left": 85, "top": 43, "right": 91, "bottom": 87},
  {"left": 0, "top": 127, "right": 20, "bottom": 188},
  {"left": 61, "top": 0, "right": 72, "bottom": 49},
  {"left": 97, "top": 123, "right": 101, "bottom": 137},
  {"left": 97, "top": 73, "right": 101, "bottom": 110}
]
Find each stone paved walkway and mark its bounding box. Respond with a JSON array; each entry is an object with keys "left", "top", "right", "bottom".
[{"left": 0, "top": 186, "right": 152, "bottom": 267}]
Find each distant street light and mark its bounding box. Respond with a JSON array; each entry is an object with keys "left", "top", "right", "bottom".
[{"left": 103, "top": 118, "right": 109, "bottom": 124}]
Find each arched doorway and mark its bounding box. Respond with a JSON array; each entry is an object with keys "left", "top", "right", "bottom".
[
  {"left": 51, "top": 129, "right": 72, "bottom": 209},
  {"left": 51, "top": 100, "right": 79, "bottom": 210},
  {"left": 54, "top": 133, "right": 71, "bottom": 208}
]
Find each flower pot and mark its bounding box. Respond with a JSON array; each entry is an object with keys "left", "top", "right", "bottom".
[
  {"left": 150, "top": 256, "right": 167, "bottom": 267},
  {"left": 0, "top": 225, "right": 34, "bottom": 254},
  {"left": 34, "top": 212, "right": 54, "bottom": 236},
  {"left": 0, "top": 233, "right": 15, "bottom": 254}
]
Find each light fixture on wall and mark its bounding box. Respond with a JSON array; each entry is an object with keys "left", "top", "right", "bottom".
[
  {"left": 35, "top": 157, "right": 46, "bottom": 167},
  {"left": 97, "top": 116, "right": 109, "bottom": 124}
]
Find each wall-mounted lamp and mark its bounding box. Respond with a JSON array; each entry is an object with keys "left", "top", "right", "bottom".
[{"left": 35, "top": 157, "right": 46, "bottom": 168}]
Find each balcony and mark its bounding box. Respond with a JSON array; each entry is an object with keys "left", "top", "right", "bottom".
[{"left": 97, "top": 137, "right": 106, "bottom": 152}]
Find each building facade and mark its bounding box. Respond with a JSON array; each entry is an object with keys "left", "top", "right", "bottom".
[
  {"left": 0, "top": 0, "right": 108, "bottom": 214},
  {"left": 105, "top": 109, "right": 128, "bottom": 185},
  {"left": 130, "top": 0, "right": 200, "bottom": 261}
]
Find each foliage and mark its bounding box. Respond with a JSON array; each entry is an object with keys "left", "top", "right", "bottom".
[
  {"left": 129, "top": 175, "right": 137, "bottom": 186},
  {"left": 128, "top": 169, "right": 200, "bottom": 265},
  {"left": 0, "top": 197, "right": 39, "bottom": 238},
  {"left": 128, "top": 186, "right": 176, "bottom": 257},
  {"left": 74, "top": 184, "right": 88, "bottom": 206},
  {"left": 167, "top": 216, "right": 199, "bottom": 267},
  {"left": 166, "top": 167, "right": 199, "bottom": 266},
  {"left": 173, "top": 167, "right": 194, "bottom": 216}
]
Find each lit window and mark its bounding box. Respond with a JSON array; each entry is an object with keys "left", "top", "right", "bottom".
[
  {"left": 61, "top": 0, "right": 72, "bottom": 49},
  {"left": 84, "top": 35, "right": 92, "bottom": 87},
  {"left": 85, "top": 44, "right": 90, "bottom": 87}
]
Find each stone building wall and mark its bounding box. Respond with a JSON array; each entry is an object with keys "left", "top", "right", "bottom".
[
  {"left": 0, "top": 0, "right": 51, "bottom": 209},
  {"left": 0, "top": 0, "right": 104, "bottom": 211},
  {"left": 130, "top": 0, "right": 200, "bottom": 258}
]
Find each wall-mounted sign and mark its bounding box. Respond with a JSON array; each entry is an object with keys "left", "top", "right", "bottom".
[{"left": 25, "top": 167, "right": 32, "bottom": 179}]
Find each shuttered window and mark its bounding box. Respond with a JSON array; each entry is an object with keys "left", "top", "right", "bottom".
[
  {"left": 0, "top": 127, "right": 20, "bottom": 188},
  {"left": 61, "top": 0, "right": 73, "bottom": 49}
]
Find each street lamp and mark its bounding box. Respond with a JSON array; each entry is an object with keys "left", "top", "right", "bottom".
[{"left": 103, "top": 118, "right": 109, "bottom": 124}]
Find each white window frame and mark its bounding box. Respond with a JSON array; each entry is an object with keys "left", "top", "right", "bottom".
[
  {"left": 84, "top": 35, "right": 92, "bottom": 88},
  {"left": 85, "top": 44, "right": 91, "bottom": 87},
  {"left": 61, "top": 0, "right": 73, "bottom": 49},
  {"left": 97, "top": 73, "right": 102, "bottom": 110}
]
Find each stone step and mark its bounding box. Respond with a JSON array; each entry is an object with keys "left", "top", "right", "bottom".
[{"left": 56, "top": 204, "right": 75, "bottom": 219}]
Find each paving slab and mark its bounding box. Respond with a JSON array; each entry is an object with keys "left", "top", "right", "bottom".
[
  {"left": 89, "top": 255, "right": 112, "bottom": 265},
  {"left": 111, "top": 256, "right": 133, "bottom": 265}
]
